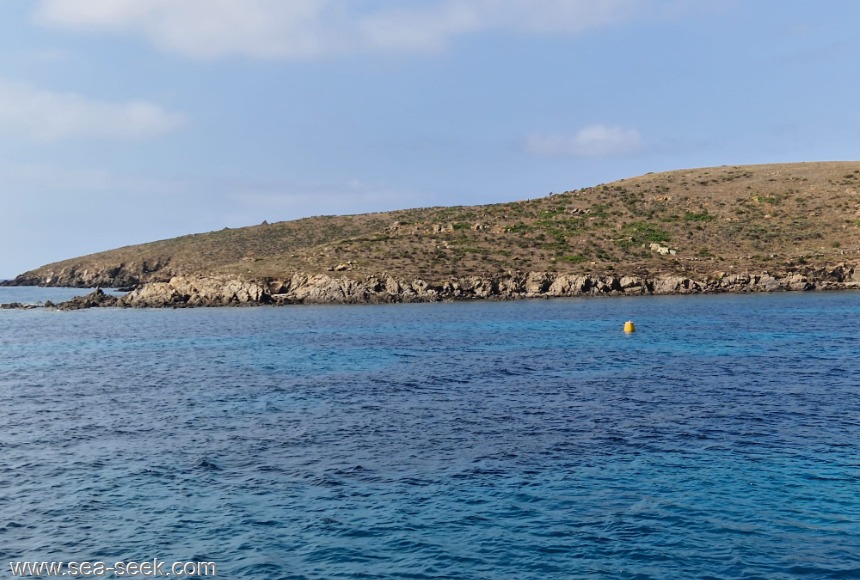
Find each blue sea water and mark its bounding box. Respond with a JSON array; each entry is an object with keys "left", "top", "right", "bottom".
[
  {"left": 0, "top": 287, "right": 100, "bottom": 304},
  {"left": 0, "top": 287, "right": 124, "bottom": 305},
  {"left": 0, "top": 289, "right": 859, "bottom": 579}
]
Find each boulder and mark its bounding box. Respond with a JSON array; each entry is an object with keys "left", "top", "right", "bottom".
[
  {"left": 653, "top": 276, "right": 691, "bottom": 294},
  {"left": 755, "top": 274, "right": 782, "bottom": 292},
  {"left": 619, "top": 276, "right": 645, "bottom": 294}
]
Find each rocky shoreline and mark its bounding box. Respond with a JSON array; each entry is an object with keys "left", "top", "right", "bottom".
[{"left": 2, "top": 265, "right": 860, "bottom": 310}]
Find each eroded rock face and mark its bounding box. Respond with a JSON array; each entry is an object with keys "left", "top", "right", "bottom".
[
  {"left": 120, "top": 276, "right": 269, "bottom": 307},
  {"left": 653, "top": 275, "right": 698, "bottom": 295},
  {"left": 18, "top": 263, "right": 859, "bottom": 309}
]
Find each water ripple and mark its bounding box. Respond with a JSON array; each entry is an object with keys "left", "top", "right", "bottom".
[{"left": 1, "top": 292, "right": 859, "bottom": 577}]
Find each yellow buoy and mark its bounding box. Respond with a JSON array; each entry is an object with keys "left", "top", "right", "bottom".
[{"left": 624, "top": 320, "right": 636, "bottom": 333}]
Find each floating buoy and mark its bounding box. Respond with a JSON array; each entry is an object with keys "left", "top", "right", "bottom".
[{"left": 624, "top": 320, "right": 636, "bottom": 333}]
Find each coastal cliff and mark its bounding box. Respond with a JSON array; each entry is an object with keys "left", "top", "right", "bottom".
[{"left": 36, "top": 264, "right": 858, "bottom": 310}]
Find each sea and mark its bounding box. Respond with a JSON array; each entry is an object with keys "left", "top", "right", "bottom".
[{"left": 0, "top": 287, "right": 858, "bottom": 579}]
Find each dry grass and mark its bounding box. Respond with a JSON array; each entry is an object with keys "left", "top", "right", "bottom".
[{"left": 18, "top": 161, "right": 860, "bottom": 284}]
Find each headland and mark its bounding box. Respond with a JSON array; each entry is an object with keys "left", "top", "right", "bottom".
[{"left": 4, "top": 161, "right": 860, "bottom": 309}]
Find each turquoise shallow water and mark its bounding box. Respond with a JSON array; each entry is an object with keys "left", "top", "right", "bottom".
[{"left": 0, "top": 290, "right": 859, "bottom": 578}]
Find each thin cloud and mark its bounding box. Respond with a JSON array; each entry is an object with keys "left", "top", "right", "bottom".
[
  {"left": 33, "top": 0, "right": 660, "bottom": 59},
  {"left": 35, "top": 0, "right": 350, "bottom": 59},
  {"left": 232, "top": 178, "right": 422, "bottom": 218},
  {"left": 0, "top": 164, "right": 185, "bottom": 196},
  {"left": 359, "top": 0, "right": 640, "bottom": 51},
  {"left": 0, "top": 79, "right": 185, "bottom": 141},
  {"left": 526, "top": 125, "right": 643, "bottom": 157}
]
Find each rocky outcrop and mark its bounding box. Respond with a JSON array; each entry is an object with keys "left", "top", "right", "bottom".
[
  {"left": 2, "top": 259, "right": 174, "bottom": 288},
  {"left": 120, "top": 276, "right": 269, "bottom": 307},
  {"left": 5, "top": 264, "right": 859, "bottom": 310},
  {"left": 0, "top": 302, "right": 38, "bottom": 310},
  {"left": 56, "top": 288, "right": 119, "bottom": 310},
  {"left": 133, "top": 264, "right": 860, "bottom": 307}
]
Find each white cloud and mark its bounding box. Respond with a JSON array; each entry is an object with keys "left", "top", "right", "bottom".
[
  {"left": 358, "top": 0, "right": 640, "bottom": 51},
  {"left": 35, "top": 0, "right": 345, "bottom": 59},
  {"left": 0, "top": 79, "right": 184, "bottom": 141},
  {"left": 33, "top": 0, "right": 652, "bottom": 59},
  {"left": 526, "top": 125, "right": 643, "bottom": 157}
]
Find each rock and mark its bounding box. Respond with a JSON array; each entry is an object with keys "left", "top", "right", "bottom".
[
  {"left": 384, "top": 276, "right": 402, "bottom": 295},
  {"left": 547, "top": 275, "right": 573, "bottom": 295},
  {"left": 7, "top": 258, "right": 174, "bottom": 288},
  {"left": 786, "top": 273, "right": 813, "bottom": 291},
  {"left": 24, "top": 262, "right": 860, "bottom": 309},
  {"left": 57, "top": 288, "right": 119, "bottom": 310},
  {"left": 119, "top": 276, "right": 269, "bottom": 307},
  {"left": 120, "top": 282, "right": 183, "bottom": 307},
  {"left": 619, "top": 276, "right": 644, "bottom": 292},
  {"left": 282, "top": 274, "right": 363, "bottom": 304},
  {"left": 652, "top": 276, "right": 694, "bottom": 294},
  {"left": 650, "top": 243, "right": 672, "bottom": 255},
  {"left": 755, "top": 274, "right": 782, "bottom": 292},
  {"left": 524, "top": 272, "right": 551, "bottom": 296},
  {"left": 718, "top": 273, "right": 751, "bottom": 291}
]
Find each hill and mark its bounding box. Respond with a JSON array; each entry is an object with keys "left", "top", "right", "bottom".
[{"left": 6, "top": 161, "right": 860, "bottom": 302}]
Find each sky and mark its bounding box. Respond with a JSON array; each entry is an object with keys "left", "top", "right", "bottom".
[{"left": 1, "top": 0, "right": 859, "bottom": 279}]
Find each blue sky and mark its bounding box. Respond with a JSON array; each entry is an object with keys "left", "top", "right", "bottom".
[{"left": 1, "top": 0, "right": 859, "bottom": 278}]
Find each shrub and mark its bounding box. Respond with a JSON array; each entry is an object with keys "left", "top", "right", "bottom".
[
  {"left": 683, "top": 211, "right": 715, "bottom": 222},
  {"left": 623, "top": 222, "right": 672, "bottom": 244}
]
